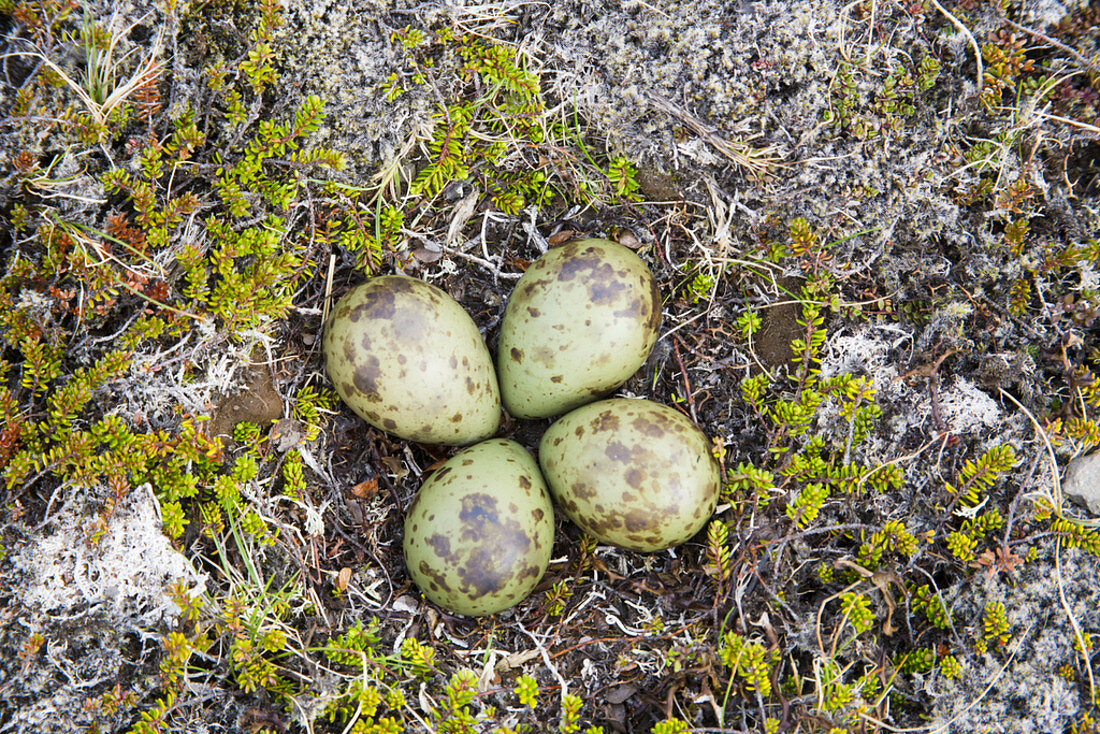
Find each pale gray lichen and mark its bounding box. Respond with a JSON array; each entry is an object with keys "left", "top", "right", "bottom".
[
  {"left": 923, "top": 542, "right": 1099, "bottom": 733},
  {"left": 0, "top": 484, "right": 205, "bottom": 732},
  {"left": 11, "top": 484, "right": 205, "bottom": 623},
  {"left": 3, "top": 0, "right": 1099, "bottom": 730}
]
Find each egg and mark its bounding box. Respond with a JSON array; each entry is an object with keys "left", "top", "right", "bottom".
[
  {"left": 538, "top": 398, "right": 719, "bottom": 552},
  {"left": 497, "top": 238, "right": 661, "bottom": 419},
  {"left": 403, "top": 439, "right": 554, "bottom": 616},
  {"left": 323, "top": 276, "right": 500, "bottom": 445}
]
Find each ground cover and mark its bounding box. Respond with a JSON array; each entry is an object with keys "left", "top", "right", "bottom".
[{"left": 1, "top": 1, "right": 1100, "bottom": 732}]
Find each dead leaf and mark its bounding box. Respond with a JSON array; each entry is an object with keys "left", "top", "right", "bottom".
[
  {"left": 870, "top": 569, "right": 906, "bottom": 637},
  {"left": 349, "top": 477, "right": 379, "bottom": 498},
  {"left": 336, "top": 567, "right": 351, "bottom": 591},
  {"left": 613, "top": 228, "right": 642, "bottom": 249},
  {"left": 412, "top": 245, "right": 444, "bottom": 264},
  {"left": 446, "top": 187, "right": 481, "bottom": 246},
  {"left": 392, "top": 595, "right": 420, "bottom": 614},
  {"left": 380, "top": 456, "right": 408, "bottom": 480},
  {"left": 495, "top": 649, "right": 540, "bottom": 673},
  {"left": 477, "top": 651, "right": 499, "bottom": 692},
  {"left": 417, "top": 682, "right": 433, "bottom": 716},
  {"left": 605, "top": 684, "right": 638, "bottom": 704},
  {"left": 547, "top": 229, "right": 578, "bottom": 246},
  {"left": 752, "top": 612, "right": 779, "bottom": 648}
]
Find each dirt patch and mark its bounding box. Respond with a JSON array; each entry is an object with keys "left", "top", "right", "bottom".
[
  {"left": 207, "top": 359, "right": 283, "bottom": 441},
  {"left": 755, "top": 276, "right": 804, "bottom": 372}
]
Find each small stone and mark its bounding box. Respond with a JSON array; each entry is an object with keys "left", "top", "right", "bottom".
[
  {"left": 270, "top": 418, "right": 305, "bottom": 452},
  {"left": 1064, "top": 452, "right": 1100, "bottom": 516},
  {"left": 412, "top": 245, "right": 444, "bottom": 264}
]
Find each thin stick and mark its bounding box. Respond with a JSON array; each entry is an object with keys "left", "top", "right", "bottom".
[
  {"left": 997, "top": 388, "right": 1061, "bottom": 510},
  {"left": 1003, "top": 18, "right": 1100, "bottom": 75},
  {"left": 322, "top": 253, "right": 336, "bottom": 325},
  {"left": 1057, "top": 539, "right": 1098, "bottom": 705},
  {"left": 671, "top": 336, "right": 698, "bottom": 423},
  {"left": 928, "top": 0, "right": 983, "bottom": 98}
]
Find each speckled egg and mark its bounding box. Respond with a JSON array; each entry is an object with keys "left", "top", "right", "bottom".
[
  {"left": 403, "top": 439, "right": 554, "bottom": 616},
  {"left": 323, "top": 276, "right": 500, "bottom": 445},
  {"left": 497, "top": 239, "right": 661, "bottom": 419},
  {"left": 538, "top": 399, "right": 719, "bottom": 552}
]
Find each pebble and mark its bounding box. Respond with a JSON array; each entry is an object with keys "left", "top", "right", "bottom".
[{"left": 1064, "top": 451, "right": 1100, "bottom": 516}]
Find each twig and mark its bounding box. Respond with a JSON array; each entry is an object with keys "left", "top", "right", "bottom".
[
  {"left": 928, "top": 0, "right": 984, "bottom": 98},
  {"left": 1056, "top": 539, "right": 1098, "bottom": 706},
  {"left": 858, "top": 623, "right": 1033, "bottom": 733},
  {"left": 671, "top": 336, "right": 698, "bottom": 423},
  {"left": 1003, "top": 18, "right": 1100, "bottom": 76},
  {"left": 997, "top": 386, "right": 1098, "bottom": 701},
  {"left": 997, "top": 388, "right": 1062, "bottom": 511}
]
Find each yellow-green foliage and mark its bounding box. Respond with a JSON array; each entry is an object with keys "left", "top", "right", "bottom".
[
  {"left": 0, "top": 0, "right": 352, "bottom": 551},
  {"left": 719, "top": 631, "right": 779, "bottom": 698},
  {"left": 380, "top": 25, "right": 641, "bottom": 221},
  {"left": 823, "top": 53, "right": 939, "bottom": 139},
  {"left": 651, "top": 719, "right": 690, "bottom": 734},
  {"left": 858, "top": 520, "right": 917, "bottom": 569},
  {"left": 7, "top": 4, "right": 1100, "bottom": 733},
  {"left": 704, "top": 518, "right": 734, "bottom": 583},
  {"left": 911, "top": 584, "right": 952, "bottom": 629},
  {"left": 942, "top": 445, "right": 1013, "bottom": 563},
  {"left": 1049, "top": 516, "right": 1100, "bottom": 556},
  {"left": 982, "top": 601, "right": 1011, "bottom": 647},
  {"left": 840, "top": 592, "right": 876, "bottom": 635},
  {"left": 940, "top": 654, "right": 962, "bottom": 679}
]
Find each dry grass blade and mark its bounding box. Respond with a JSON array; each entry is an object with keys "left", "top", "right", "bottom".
[
  {"left": 645, "top": 92, "right": 785, "bottom": 178},
  {"left": 5, "top": 24, "right": 164, "bottom": 129},
  {"left": 998, "top": 388, "right": 1099, "bottom": 704}
]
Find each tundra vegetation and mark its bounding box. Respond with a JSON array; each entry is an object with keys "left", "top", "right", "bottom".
[{"left": 0, "top": 1, "right": 1099, "bottom": 733}]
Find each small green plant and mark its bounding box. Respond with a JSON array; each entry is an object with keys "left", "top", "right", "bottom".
[
  {"left": 377, "top": 26, "right": 646, "bottom": 234},
  {"left": 940, "top": 654, "right": 962, "bottom": 679},
  {"left": 981, "top": 600, "right": 1011, "bottom": 648},
  {"left": 719, "top": 630, "right": 779, "bottom": 698},
  {"left": 515, "top": 674, "right": 539, "bottom": 708},
  {"left": 606, "top": 155, "right": 641, "bottom": 200},
  {"left": 911, "top": 584, "right": 953, "bottom": 630},
  {"left": 839, "top": 591, "right": 876, "bottom": 635},
  {"left": 651, "top": 719, "right": 690, "bottom": 734},
  {"left": 737, "top": 309, "right": 761, "bottom": 340},
  {"left": 704, "top": 518, "right": 734, "bottom": 586},
  {"left": 857, "top": 520, "right": 917, "bottom": 569},
  {"left": 684, "top": 269, "right": 716, "bottom": 304},
  {"left": 940, "top": 445, "right": 1013, "bottom": 563},
  {"left": 823, "top": 53, "right": 939, "bottom": 140},
  {"left": 544, "top": 577, "right": 574, "bottom": 616},
  {"left": 897, "top": 646, "right": 936, "bottom": 674},
  {"left": 558, "top": 693, "right": 584, "bottom": 733}
]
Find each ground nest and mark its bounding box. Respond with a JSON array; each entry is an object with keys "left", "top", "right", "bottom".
[{"left": 1, "top": 1, "right": 1100, "bottom": 733}]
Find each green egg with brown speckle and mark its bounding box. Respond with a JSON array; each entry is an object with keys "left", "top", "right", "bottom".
[
  {"left": 497, "top": 239, "right": 661, "bottom": 419},
  {"left": 404, "top": 439, "right": 554, "bottom": 616},
  {"left": 538, "top": 399, "right": 719, "bottom": 552},
  {"left": 323, "top": 276, "right": 501, "bottom": 445}
]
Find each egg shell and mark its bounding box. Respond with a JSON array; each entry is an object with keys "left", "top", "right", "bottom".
[
  {"left": 323, "top": 275, "right": 501, "bottom": 445},
  {"left": 539, "top": 398, "right": 719, "bottom": 552},
  {"left": 403, "top": 439, "right": 555, "bottom": 616},
  {"left": 497, "top": 238, "right": 661, "bottom": 419}
]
